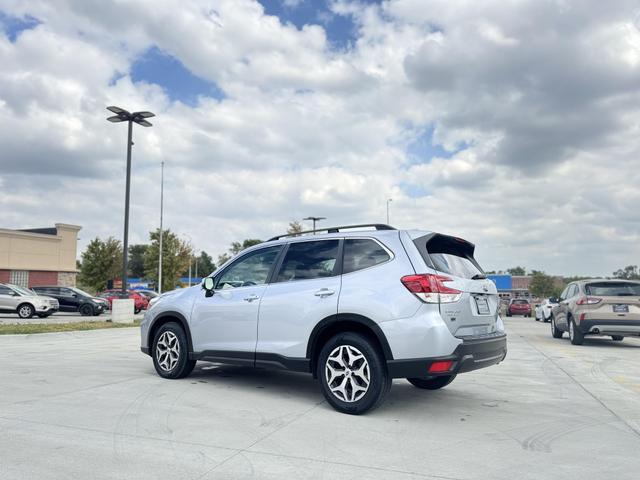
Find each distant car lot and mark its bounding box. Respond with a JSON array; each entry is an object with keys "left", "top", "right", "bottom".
[{"left": 1, "top": 318, "right": 639, "bottom": 479}]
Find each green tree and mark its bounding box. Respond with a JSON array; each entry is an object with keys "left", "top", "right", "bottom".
[
  {"left": 78, "top": 237, "right": 123, "bottom": 293},
  {"left": 195, "top": 251, "right": 216, "bottom": 276},
  {"left": 529, "top": 271, "right": 561, "bottom": 298},
  {"left": 613, "top": 265, "right": 640, "bottom": 280},
  {"left": 287, "top": 221, "right": 303, "bottom": 236},
  {"left": 128, "top": 244, "right": 148, "bottom": 278},
  {"left": 507, "top": 266, "right": 526, "bottom": 276},
  {"left": 217, "top": 238, "right": 262, "bottom": 266},
  {"left": 143, "top": 229, "right": 193, "bottom": 292}
]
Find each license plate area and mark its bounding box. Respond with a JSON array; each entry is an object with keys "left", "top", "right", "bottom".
[
  {"left": 613, "top": 304, "right": 629, "bottom": 313},
  {"left": 475, "top": 297, "right": 490, "bottom": 315}
]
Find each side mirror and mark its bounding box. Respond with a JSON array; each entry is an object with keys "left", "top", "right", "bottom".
[{"left": 203, "top": 277, "right": 215, "bottom": 297}]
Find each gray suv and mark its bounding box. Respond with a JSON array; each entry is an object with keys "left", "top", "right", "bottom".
[
  {"left": 141, "top": 224, "right": 507, "bottom": 414},
  {"left": 0, "top": 283, "right": 59, "bottom": 318}
]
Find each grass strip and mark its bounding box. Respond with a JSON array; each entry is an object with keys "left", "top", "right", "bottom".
[{"left": 0, "top": 320, "right": 140, "bottom": 335}]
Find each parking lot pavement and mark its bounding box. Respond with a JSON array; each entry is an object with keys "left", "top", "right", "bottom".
[
  {"left": 0, "top": 312, "right": 144, "bottom": 324},
  {"left": 0, "top": 319, "right": 639, "bottom": 480}
]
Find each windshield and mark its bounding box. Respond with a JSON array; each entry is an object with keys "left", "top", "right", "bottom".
[
  {"left": 70, "top": 287, "right": 93, "bottom": 297},
  {"left": 585, "top": 282, "right": 640, "bottom": 296},
  {"left": 12, "top": 285, "right": 35, "bottom": 296}
]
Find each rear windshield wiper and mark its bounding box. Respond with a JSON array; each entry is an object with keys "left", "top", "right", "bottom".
[{"left": 471, "top": 274, "right": 487, "bottom": 280}]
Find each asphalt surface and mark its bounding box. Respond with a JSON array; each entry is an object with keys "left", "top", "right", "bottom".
[{"left": 1, "top": 318, "right": 639, "bottom": 480}]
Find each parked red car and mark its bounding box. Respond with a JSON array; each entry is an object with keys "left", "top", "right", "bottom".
[
  {"left": 507, "top": 298, "right": 531, "bottom": 317},
  {"left": 99, "top": 290, "right": 149, "bottom": 314}
]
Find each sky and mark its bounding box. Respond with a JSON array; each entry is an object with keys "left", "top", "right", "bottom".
[{"left": 0, "top": 0, "right": 639, "bottom": 276}]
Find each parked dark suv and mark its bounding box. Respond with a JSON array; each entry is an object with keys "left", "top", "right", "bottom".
[{"left": 32, "top": 286, "right": 106, "bottom": 316}]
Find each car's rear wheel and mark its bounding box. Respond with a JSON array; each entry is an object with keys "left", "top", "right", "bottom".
[
  {"left": 37, "top": 313, "right": 51, "bottom": 319},
  {"left": 611, "top": 335, "right": 624, "bottom": 341},
  {"left": 134, "top": 307, "right": 142, "bottom": 314},
  {"left": 152, "top": 322, "right": 196, "bottom": 379},
  {"left": 551, "top": 316, "right": 563, "bottom": 338},
  {"left": 17, "top": 304, "right": 34, "bottom": 319},
  {"left": 569, "top": 318, "right": 584, "bottom": 345},
  {"left": 318, "top": 332, "right": 391, "bottom": 415},
  {"left": 407, "top": 375, "right": 456, "bottom": 390},
  {"left": 79, "top": 304, "right": 94, "bottom": 316}
]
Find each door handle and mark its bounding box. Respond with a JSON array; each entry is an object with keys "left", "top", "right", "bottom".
[
  {"left": 243, "top": 294, "right": 260, "bottom": 303},
  {"left": 314, "top": 288, "right": 335, "bottom": 298}
]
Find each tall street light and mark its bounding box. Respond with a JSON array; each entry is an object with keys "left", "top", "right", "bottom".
[
  {"left": 106, "top": 106, "right": 154, "bottom": 295},
  {"left": 158, "top": 161, "right": 164, "bottom": 294},
  {"left": 386, "top": 198, "right": 393, "bottom": 224},
  {"left": 304, "top": 216, "right": 326, "bottom": 233}
]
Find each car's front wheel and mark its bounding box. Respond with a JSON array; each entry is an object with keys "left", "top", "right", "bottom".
[
  {"left": 134, "top": 307, "right": 142, "bottom": 314},
  {"left": 318, "top": 332, "right": 391, "bottom": 415},
  {"left": 79, "top": 304, "right": 94, "bottom": 316},
  {"left": 17, "top": 304, "right": 34, "bottom": 319},
  {"left": 551, "top": 316, "right": 563, "bottom": 338},
  {"left": 407, "top": 375, "right": 456, "bottom": 390},
  {"left": 152, "top": 322, "right": 196, "bottom": 379}
]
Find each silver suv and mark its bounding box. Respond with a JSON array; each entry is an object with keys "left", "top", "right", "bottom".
[
  {"left": 0, "top": 283, "right": 60, "bottom": 319},
  {"left": 141, "top": 224, "right": 507, "bottom": 414}
]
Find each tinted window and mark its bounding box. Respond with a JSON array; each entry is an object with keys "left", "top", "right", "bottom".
[
  {"left": 513, "top": 299, "right": 529, "bottom": 304},
  {"left": 216, "top": 246, "right": 281, "bottom": 289},
  {"left": 585, "top": 282, "right": 640, "bottom": 296},
  {"left": 275, "top": 240, "right": 340, "bottom": 282},
  {"left": 0, "top": 286, "right": 13, "bottom": 295},
  {"left": 343, "top": 239, "right": 391, "bottom": 274},
  {"left": 420, "top": 235, "right": 484, "bottom": 279},
  {"left": 568, "top": 285, "right": 578, "bottom": 297}
]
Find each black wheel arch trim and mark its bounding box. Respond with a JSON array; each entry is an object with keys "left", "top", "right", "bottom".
[
  {"left": 147, "top": 311, "right": 194, "bottom": 354},
  {"left": 306, "top": 313, "right": 394, "bottom": 361}
]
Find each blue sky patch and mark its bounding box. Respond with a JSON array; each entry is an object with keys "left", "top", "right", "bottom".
[
  {"left": 257, "top": 0, "right": 381, "bottom": 50},
  {"left": 131, "top": 47, "right": 225, "bottom": 106},
  {"left": 405, "top": 124, "right": 470, "bottom": 166},
  {"left": 399, "top": 182, "right": 429, "bottom": 199},
  {"left": 0, "top": 11, "right": 40, "bottom": 42}
]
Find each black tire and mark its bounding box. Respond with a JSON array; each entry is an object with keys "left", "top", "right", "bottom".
[
  {"left": 79, "top": 304, "right": 94, "bottom": 316},
  {"left": 506, "top": 312, "right": 511, "bottom": 317},
  {"left": 551, "top": 316, "right": 563, "bottom": 338},
  {"left": 611, "top": 335, "right": 624, "bottom": 341},
  {"left": 569, "top": 318, "right": 584, "bottom": 345},
  {"left": 37, "top": 313, "right": 51, "bottom": 319},
  {"left": 152, "top": 322, "right": 196, "bottom": 379},
  {"left": 318, "top": 332, "right": 391, "bottom": 415},
  {"left": 17, "top": 303, "right": 34, "bottom": 319},
  {"left": 407, "top": 375, "right": 456, "bottom": 390},
  {"left": 134, "top": 307, "right": 142, "bottom": 315}
]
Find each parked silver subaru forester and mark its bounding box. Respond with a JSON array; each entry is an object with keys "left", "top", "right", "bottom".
[{"left": 141, "top": 224, "right": 507, "bottom": 414}]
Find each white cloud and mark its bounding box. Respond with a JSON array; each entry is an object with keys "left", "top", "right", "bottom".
[{"left": 0, "top": 0, "right": 638, "bottom": 276}]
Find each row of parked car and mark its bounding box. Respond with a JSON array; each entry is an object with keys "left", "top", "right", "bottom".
[
  {"left": 0, "top": 282, "right": 158, "bottom": 319},
  {"left": 505, "top": 279, "right": 640, "bottom": 345}
]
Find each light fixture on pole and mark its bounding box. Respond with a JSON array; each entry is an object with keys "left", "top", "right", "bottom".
[
  {"left": 386, "top": 198, "right": 393, "bottom": 224},
  {"left": 158, "top": 161, "right": 164, "bottom": 294},
  {"left": 303, "top": 216, "right": 326, "bottom": 232},
  {"left": 106, "top": 106, "right": 154, "bottom": 295}
]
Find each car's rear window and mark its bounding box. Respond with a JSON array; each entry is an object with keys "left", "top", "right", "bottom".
[
  {"left": 585, "top": 282, "right": 640, "bottom": 296},
  {"left": 417, "top": 234, "right": 484, "bottom": 279},
  {"left": 513, "top": 299, "right": 529, "bottom": 304}
]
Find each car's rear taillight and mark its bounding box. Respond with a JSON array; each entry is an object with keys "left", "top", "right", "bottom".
[
  {"left": 401, "top": 274, "right": 462, "bottom": 303},
  {"left": 428, "top": 360, "right": 454, "bottom": 373},
  {"left": 576, "top": 296, "right": 602, "bottom": 305}
]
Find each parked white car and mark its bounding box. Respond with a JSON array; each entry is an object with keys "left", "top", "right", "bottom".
[{"left": 535, "top": 297, "right": 558, "bottom": 322}]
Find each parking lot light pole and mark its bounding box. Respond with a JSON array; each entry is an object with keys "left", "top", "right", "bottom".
[
  {"left": 106, "top": 106, "right": 155, "bottom": 295},
  {"left": 303, "top": 216, "right": 326, "bottom": 233},
  {"left": 386, "top": 198, "right": 393, "bottom": 224},
  {"left": 158, "top": 161, "right": 164, "bottom": 294}
]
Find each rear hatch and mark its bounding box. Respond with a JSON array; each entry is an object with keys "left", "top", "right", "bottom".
[
  {"left": 413, "top": 233, "right": 500, "bottom": 338},
  {"left": 582, "top": 281, "right": 640, "bottom": 321}
]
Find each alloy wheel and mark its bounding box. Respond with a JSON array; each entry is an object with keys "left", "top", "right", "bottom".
[
  {"left": 156, "top": 331, "right": 180, "bottom": 372},
  {"left": 325, "top": 345, "right": 370, "bottom": 403}
]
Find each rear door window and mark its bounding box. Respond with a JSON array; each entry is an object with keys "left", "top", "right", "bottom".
[
  {"left": 343, "top": 239, "right": 391, "bottom": 274},
  {"left": 585, "top": 282, "right": 640, "bottom": 296},
  {"left": 275, "top": 240, "right": 340, "bottom": 282}
]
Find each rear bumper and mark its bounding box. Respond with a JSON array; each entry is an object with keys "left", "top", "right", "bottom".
[
  {"left": 579, "top": 319, "right": 640, "bottom": 336},
  {"left": 386, "top": 333, "right": 507, "bottom": 379}
]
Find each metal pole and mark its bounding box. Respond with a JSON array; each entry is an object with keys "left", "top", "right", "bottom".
[
  {"left": 122, "top": 120, "right": 133, "bottom": 295},
  {"left": 158, "top": 161, "right": 164, "bottom": 293},
  {"left": 386, "top": 198, "right": 393, "bottom": 224},
  {"left": 195, "top": 254, "right": 198, "bottom": 281},
  {"left": 188, "top": 261, "right": 192, "bottom": 287}
]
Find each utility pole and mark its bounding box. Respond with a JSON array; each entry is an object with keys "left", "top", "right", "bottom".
[
  {"left": 303, "top": 216, "right": 326, "bottom": 233},
  {"left": 158, "top": 161, "right": 164, "bottom": 294},
  {"left": 386, "top": 198, "right": 393, "bottom": 224}
]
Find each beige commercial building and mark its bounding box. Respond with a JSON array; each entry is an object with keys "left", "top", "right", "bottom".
[{"left": 0, "top": 223, "right": 81, "bottom": 288}]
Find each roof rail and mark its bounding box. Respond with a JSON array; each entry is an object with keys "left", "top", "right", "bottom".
[{"left": 268, "top": 223, "right": 396, "bottom": 241}]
